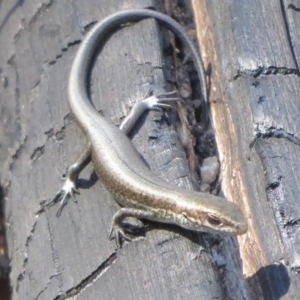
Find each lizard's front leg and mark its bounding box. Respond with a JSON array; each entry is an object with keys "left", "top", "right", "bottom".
[{"left": 42, "top": 143, "right": 91, "bottom": 216}]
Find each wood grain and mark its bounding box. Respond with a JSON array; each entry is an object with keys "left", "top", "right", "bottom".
[
  {"left": 0, "top": 0, "right": 247, "bottom": 299},
  {"left": 192, "top": 0, "right": 300, "bottom": 299}
]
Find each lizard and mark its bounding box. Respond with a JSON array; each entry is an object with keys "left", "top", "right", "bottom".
[{"left": 45, "top": 8, "right": 248, "bottom": 247}]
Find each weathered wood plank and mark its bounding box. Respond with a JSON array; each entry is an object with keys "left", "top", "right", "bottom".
[
  {"left": 0, "top": 0, "right": 247, "bottom": 299},
  {"left": 193, "top": 0, "right": 300, "bottom": 298}
]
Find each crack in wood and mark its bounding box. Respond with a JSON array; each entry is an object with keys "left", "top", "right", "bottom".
[
  {"left": 83, "top": 21, "right": 97, "bottom": 33},
  {"left": 9, "top": 135, "right": 28, "bottom": 173},
  {"left": 48, "top": 40, "right": 81, "bottom": 65},
  {"left": 45, "top": 128, "right": 55, "bottom": 139},
  {"left": 27, "top": 0, "right": 55, "bottom": 27},
  {"left": 15, "top": 220, "right": 37, "bottom": 291},
  {"left": 35, "top": 273, "right": 60, "bottom": 300},
  {"left": 279, "top": 0, "right": 300, "bottom": 72},
  {"left": 0, "top": 0, "right": 24, "bottom": 35},
  {"left": 30, "top": 145, "right": 45, "bottom": 162},
  {"left": 250, "top": 126, "right": 300, "bottom": 149},
  {"left": 232, "top": 66, "right": 298, "bottom": 81},
  {"left": 54, "top": 130, "right": 65, "bottom": 141},
  {"left": 267, "top": 182, "right": 300, "bottom": 242},
  {"left": 13, "top": 0, "right": 55, "bottom": 43},
  {"left": 43, "top": 113, "right": 73, "bottom": 144},
  {"left": 7, "top": 54, "right": 22, "bottom": 137},
  {"left": 288, "top": 3, "right": 300, "bottom": 13},
  {"left": 45, "top": 215, "right": 64, "bottom": 293},
  {"left": 53, "top": 252, "right": 117, "bottom": 300}
]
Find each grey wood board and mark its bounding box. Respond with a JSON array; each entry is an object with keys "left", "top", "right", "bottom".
[
  {"left": 0, "top": 0, "right": 245, "bottom": 299},
  {"left": 195, "top": 0, "right": 300, "bottom": 298},
  {"left": 285, "top": 0, "right": 300, "bottom": 70}
]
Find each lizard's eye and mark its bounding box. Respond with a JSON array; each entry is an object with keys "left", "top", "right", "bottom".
[{"left": 206, "top": 214, "right": 223, "bottom": 226}]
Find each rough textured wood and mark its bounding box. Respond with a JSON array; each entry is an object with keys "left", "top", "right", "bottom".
[
  {"left": 0, "top": 0, "right": 249, "bottom": 299},
  {"left": 193, "top": 0, "right": 300, "bottom": 299}
]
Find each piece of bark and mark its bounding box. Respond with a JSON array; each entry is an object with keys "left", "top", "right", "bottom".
[
  {"left": 0, "top": 0, "right": 248, "bottom": 299},
  {"left": 193, "top": 0, "right": 300, "bottom": 299}
]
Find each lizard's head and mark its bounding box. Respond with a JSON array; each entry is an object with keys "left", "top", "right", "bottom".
[{"left": 176, "top": 192, "right": 248, "bottom": 236}]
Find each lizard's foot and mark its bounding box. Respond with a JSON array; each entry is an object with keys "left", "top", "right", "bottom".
[
  {"left": 119, "top": 90, "right": 179, "bottom": 133},
  {"left": 41, "top": 178, "right": 79, "bottom": 217},
  {"left": 142, "top": 90, "right": 179, "bottom": 110},
  {"left": 108, "top": 223, "right": 135, "bottom": 248},
  {"left": 108, "top": 208, "right": 148, "bottom": 248},
  {"left": 108, "top": 221, "right": 144, "bottom": 248}
]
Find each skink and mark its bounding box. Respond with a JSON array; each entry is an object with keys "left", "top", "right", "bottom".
[{"left": 49, "top": 9, "right": 248, "bottom": 247}]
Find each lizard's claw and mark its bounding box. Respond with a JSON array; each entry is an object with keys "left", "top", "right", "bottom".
[
  {"left": 108, "top": 222, "right": 143, "bottom": 248},
  {"left": 108, "top": 223, "right": 136, "bottom": 248},
  {"left": 41, "top": 178, "right": 79, "bottom": 217},
  {"left": 142, "top": 90, "right": 180, "bottom": 111}
]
